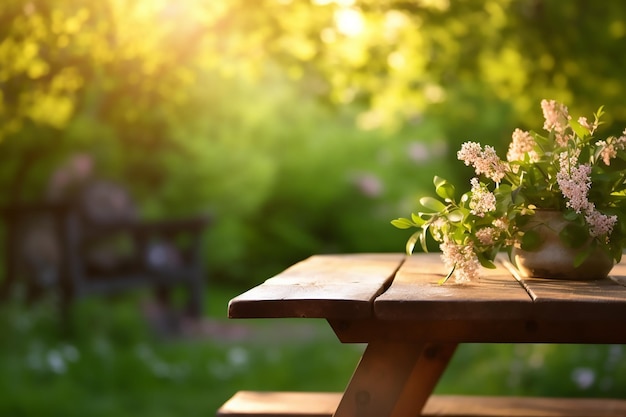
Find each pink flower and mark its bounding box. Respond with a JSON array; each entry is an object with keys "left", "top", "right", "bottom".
[
  {"left": 541, "top": 99, "right": 571, "bottom": 146},
  {"left": 493, "top": 217, "right": 508, "bottom": 230},
  {"left": 585, "top": 209, "right": 617, "bottom": 239},
  {"left": 476, "top": 227, "right": 498, "bottom": 245},
  {"left": 597, "top": 136, "right": 626, "bottom": 166},
  {"left": 457, "top": 142, "right": 508, "bottom": 183},
  {"left": 556, "top": 150, "right": 594, "bottom": 213},
  {"left": 507, "top": 128, "right": 538, "bottom": 162},
  {"left": 353, "top": 173, "right": 383, "bottom": 197},
  {"left": 557, "top": 166, "right": 592, "bottom": 213},
  {"left": 556, "top": 148, "right": 617, "bottom": 240},
  {"left": 596, "top": 140, "right": 617, "bottom": 166}
]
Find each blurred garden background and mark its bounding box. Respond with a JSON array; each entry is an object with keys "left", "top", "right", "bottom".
[{"left": 2, "top": 0, "right": 626, "bottom": 415}]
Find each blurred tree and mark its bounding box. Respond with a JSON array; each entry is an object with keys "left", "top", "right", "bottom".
[
  {"left": 0, "top": 0, "right": 253, "bottom": 203},
  {"left": 237, "top": 0, "right": 626, "bottom": 130},
  {"left": 2, "top": 0, "right": 626, "bottom": 285}
]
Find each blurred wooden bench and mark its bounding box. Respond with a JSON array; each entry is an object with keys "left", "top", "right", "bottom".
[
  {"left": 217, "top": 391, "right": 626, "bottom": 417},
  {"left": 1, "top": 179, "right": 211, "bottom": 327}
]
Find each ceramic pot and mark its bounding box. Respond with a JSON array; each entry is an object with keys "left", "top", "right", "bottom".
[{"left": 513, "top": 210, "right": 613, "bottom": 280}]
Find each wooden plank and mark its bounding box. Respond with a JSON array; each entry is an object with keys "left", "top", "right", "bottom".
[
  {"left": 217, "top": 391, "right": 339, "bottom": 417},
  {"left": 503, "top": 259, "right": 626, "bottom": 322},
  {"left": 217, "top": 391, "right": 626, "bottom": 417},
  {"left": 228, "top": 254, "right": 405, "bottom": 319},
  {"left": 330, "top": 317, "right": 626, "bottom": 344},
  {"left": 375, "top": 254, "right": 533, "bottom": 321},
  {"left": 425, "top": 395, "right": 626, "bottom": 417}
]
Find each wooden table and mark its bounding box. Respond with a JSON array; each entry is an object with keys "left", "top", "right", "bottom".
[{"left": 224, "top": 253, "right": 626, "bottom": 417}]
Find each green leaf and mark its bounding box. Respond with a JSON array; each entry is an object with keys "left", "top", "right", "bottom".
[
  {"left": 510, "top": 186, "right": 523, "bottom": 204},
  {"left": 532, "top": 132, "right": 551, "bottom": 149},
  {"left": 520, "top": 230, "right": 541, "bottom": 251},
  {"left": 391, "top": 218, "right": 414, "bottom": 229},
  {"left": 573, "top": 247, "right": 591, "bottom": 267},
  {"left": 559, "top": 222, "right": 589, "bottom": 249},
  {"left": 434, "top": 176, "right": 455, "bottom": 201},
  {"left": 613, "top": 249, "right": 622, "bottom": 264},
  {"left": 433, "top": 175, "right": 447, "bottom": 188},
  {"left": 447, "top": 210, "right": 464, "bottom": 222},
  {"left": 417, "top": 212, "right": 435, "bottom": 221},
  {"left": 438, "top": 265, "right": 455, "bottom": 285},
  {"left": 435, "top": 183, "right": 455, "bottom": 201},
  {"left": 562, "top": 211, "right": 579, "bottom": 221},
  {"left": 516, "top": 214, "right": 531, "bottom": 228},
  {"left": 406, "top": 231, "right": 421, "bottom": 254},
  {"left": 569, "top": 118, "right": 589, "bottom": 138},
  {"left": 478, "top": 256, "right": 497, "bottom": 269},
  {"left": 452, "top": 226, "right": 468, "bottom": 241},
  {"left": 411, "top": 213, "right": 427, "bottom": 226},
  {"left": 595, "top": 105, "right": 605, "bottom": 122},
  {"left": 419, "top": 224, "right": 430, "bottom": 252},
  {"left": 420, "top": 196, "right": 447, "bottom": 212}
]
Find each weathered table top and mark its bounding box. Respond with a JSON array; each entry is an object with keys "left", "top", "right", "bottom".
[
  {"left": 228, "top": 253, "right": 626, "bottom": 343},
  {"left": 227, "top": 253, "right": 626, "bottom": 417}
]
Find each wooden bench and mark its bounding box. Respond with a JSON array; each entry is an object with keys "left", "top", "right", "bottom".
[
  {"left": 217, "top": 391, "right": 626, "bottom": 417},
  {"left": 1, "top": 179, "right": 211, "bottom": 329}
]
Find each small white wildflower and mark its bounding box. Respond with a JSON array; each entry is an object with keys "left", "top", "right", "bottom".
[
  {"left": 440, "top": 240, "right": 481, "bottom": 283},
  {"left": 469, "top": 178, "right": 496, "bottom": 217}
]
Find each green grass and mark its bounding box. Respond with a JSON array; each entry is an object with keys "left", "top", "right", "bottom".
[
  {"left": 0, "top": 286, "right": 364, "bottom": 416},
  {"left": 1, "top": 285, "right": 625, "bottom": 417}
]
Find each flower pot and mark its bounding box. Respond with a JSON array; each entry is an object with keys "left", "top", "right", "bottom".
[{"left": 513, "top": 210, "right": 614, "bottom": 280}]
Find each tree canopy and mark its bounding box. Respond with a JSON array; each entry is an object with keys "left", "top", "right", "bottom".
[{"left": 2, "top": 0, "right": 626, "bottom": 283}]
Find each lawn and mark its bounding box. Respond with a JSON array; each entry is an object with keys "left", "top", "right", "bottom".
[{"left": 1, "top": 284, "right": 625, "bottom": 417}]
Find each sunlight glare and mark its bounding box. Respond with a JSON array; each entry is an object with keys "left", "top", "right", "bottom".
[{"left": 334, "top": 8, "right": 364, "bottom": 37}]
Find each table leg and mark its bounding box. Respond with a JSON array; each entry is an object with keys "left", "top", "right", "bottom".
[{"left": 333, "top": 342, "right": 457, "bottom": 417}]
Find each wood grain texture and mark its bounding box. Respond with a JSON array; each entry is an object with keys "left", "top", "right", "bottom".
[
  {"left": 229, "top": 253, "right": 626, "bottom": 335},
  {"left": 375, "top": 254, "right": 533, "bottom": 321},
  {"left": 228, "top": 253, "right": 404, "bottom": 319},
  {"left": 390, "top": 343, "right": 457, "bottom": 417},
  {"left": 334, "top": 342, "right": 427, "bottom": 417},
  {"left": 504, "top": 259, "right": 626, "bottom": 320}
]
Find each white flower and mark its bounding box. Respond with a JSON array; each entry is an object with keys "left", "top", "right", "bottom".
[
  {"left": 469, "top": 178, "right": 496, "bottom": 217},
  {"left": 440, "top": 239, "right": 481, "bottom": 283}
]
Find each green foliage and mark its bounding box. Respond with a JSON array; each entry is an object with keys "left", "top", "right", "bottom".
[
  {"left": 2, "top": 1, "right": 626, "bottom": 287},
  {"left": 0, "top": 288, "right": 363, "bottom": 416},
  {"left": 440, "top": 343, "right": 626, "bottom": 398}
]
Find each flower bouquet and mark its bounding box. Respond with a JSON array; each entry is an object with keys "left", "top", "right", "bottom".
[{"left": 392, "top": 100, "right": 626, "bottom": 283}]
